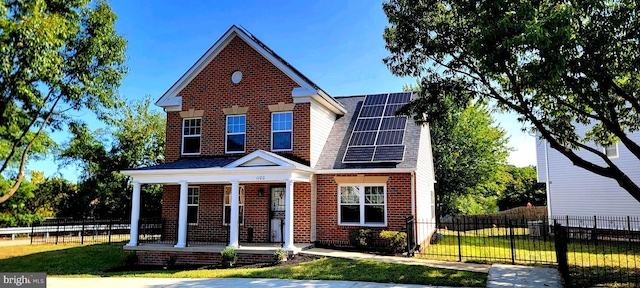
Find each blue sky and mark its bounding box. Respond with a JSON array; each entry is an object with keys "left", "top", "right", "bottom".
[{"left": 29, "top": 0, "right": 536, "bottom": 182}]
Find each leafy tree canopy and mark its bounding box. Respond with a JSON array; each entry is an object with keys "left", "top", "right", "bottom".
[
  {"left": 383, "top": 0, "right": 640, "bottom": 202},
  {"left": 0, "top": 0, "right": 127, "bottom": 203},
  {"left": 498, "top": 165, "right": 547, "bottom": 211},
  {"left": 59, "top": 97, "right": 165, "bottom": 218},
  {"left": 403, "top": 84, "right": 510, "bottom": 216}
]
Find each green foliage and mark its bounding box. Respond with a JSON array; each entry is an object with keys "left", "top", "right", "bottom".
[
  {"left": 379, "top": 230, "right": 407, "bottom": 254},
  {"left": 0, "top": 0, "right": 127, "bottom": 202},
  {"left": 452, "top": 194, "right": 498, "bottom": 215},
  {"left": 58, "top": 97, "right": 164, "bottom": 218},
  {"left": 124, "top": 251, "right": 138, "bottom": 266},
  {"left": 165, "top": 255, "right": 177, "bottom": 267},
  {"left": 383, "top": 0, "right": 640, "bottom": 202},
  {"left": 498, "top": 166, "right": 547, "bottom": 211},
  {"left": 403, "top": 84, "right": 510, "bottom": 216},
  {"left": 220, "top": 247, "right": 237, "bottom": 266},
  {"left": 274, "top": 248, "right": 287, "bottom": 263},
  {"left": 349, "top": 228, "right": 372, "bottom": 248}
]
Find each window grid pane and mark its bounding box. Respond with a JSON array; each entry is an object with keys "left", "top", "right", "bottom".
[
  {"left": 223, "top": 186, "right": 245, "bottom": 225},
  {"left": 340, "top": 185, "right": 385, "bottom": 225}
]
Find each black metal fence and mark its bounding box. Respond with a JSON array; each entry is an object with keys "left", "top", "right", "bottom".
[
  {"left": 138, "top": 217, "right": 175, "bottom": 245},
  {"left": 30, "top": 218, "right": 130, "bottom": 245},
  {"left": 409, "top": 215, "right": 640, "bottom": 287}
]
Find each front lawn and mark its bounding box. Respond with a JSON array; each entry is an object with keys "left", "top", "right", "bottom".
[{"left": 0, "top": 243, "right": 486, "bottom": 287}]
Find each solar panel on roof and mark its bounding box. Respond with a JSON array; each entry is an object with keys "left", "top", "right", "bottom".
[
  {"left": 364, "top": 93, "right": 388, "bottom": 105},
  {"left": 342, "top": 92, "right": 412, "bottom": 163},
  {"left": 372, "top": 145, "right": 405, "bottom": 162},
  {"left": 343, "top": 146, "right": 375, "bottom": 162}
]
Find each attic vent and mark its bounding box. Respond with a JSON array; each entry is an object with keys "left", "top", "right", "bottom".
[{"left": 232, "top": 71, "right": 243, "bottom": 84}]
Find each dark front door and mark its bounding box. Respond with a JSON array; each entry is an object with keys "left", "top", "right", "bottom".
[{"left": 270, "top": 186, "right": 286, "bottom": 242}]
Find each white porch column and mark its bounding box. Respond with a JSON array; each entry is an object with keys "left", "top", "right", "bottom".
[
  {"left": 126, "top": 181, "right": 141, "bottom": 246},
  {"left": 283, "top": 179, "right": 295, "bottom": 250},
  {"left": 175, "top": 181, "right": 188, "bottom": 248},
  {"left": 228, "top": 180, "right": 240, "bottom": 248}
]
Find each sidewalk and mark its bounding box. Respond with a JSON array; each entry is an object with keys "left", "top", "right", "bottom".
[
  {"left": 301, "top": 248, "right": 491, "bottom": 273},
  {"left": 47, "top": 277, "right": 471, "bottom": 288}
]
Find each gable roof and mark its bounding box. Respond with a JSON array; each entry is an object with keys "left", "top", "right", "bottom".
[
  {"left": 156, "top": 25, "right": 346, "bottom": 115},
  {"left": 314, "top": 94, "right": 422, "bottom": 170}
]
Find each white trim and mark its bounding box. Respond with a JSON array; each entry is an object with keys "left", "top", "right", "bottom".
[
  {"left": 225, "top": 115, "right": 246, "bottom": 154},
  {"left": 604, "top": 143, "right": 619, "bottom": 158},
  {"left": 337, "top": 183, "right": 387, "bottom": 227},
  {"left": 157, "top": 96, "right": 182, "bottom": 111},
  {"left": 182, "top": 117, "right": 202, "bottom": 155},
  {"left": 271, "top": 111, "right": 293, "bottom": 152},
  {"left": 315, "top": 168, "right": 416, "bottom": 174}
]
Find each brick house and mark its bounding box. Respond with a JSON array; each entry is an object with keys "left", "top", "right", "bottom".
[{"left": 121, "top": 25, "right": 436, "bottom": 265}]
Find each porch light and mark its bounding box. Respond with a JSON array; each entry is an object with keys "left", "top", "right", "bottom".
[{"left": 258, "top": 188, "right": 265, "bottom": 197}]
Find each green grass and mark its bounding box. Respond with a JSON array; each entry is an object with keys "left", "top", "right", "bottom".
[{"left": 0, "top": 243, "right": 486, "bottom": 287}]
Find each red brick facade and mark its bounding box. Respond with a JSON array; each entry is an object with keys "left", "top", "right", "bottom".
[
  {"left": 161, "top": 182, "right": 312, "bottom": 244},
  {"left": 133, "top": 250, "right": 278, "bottom": 266},
  {"left": 165, "top": 36, "right": 311, "bottom": 163},
  {"left": 315, "top": 173, "right": 414, "bottom": 246}
]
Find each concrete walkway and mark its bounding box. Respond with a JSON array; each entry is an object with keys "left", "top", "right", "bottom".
[
  {"left": 302, "top": 248, "right": 563, "bottom": 287},
  {"left": 301, "top": 248, "right": 491, "bottom": 273},
  {"left": 47, "top": 277, "right": 470, "bottom": 288},
  {"left": 487, "top": 264, "right": 562, "bottom": 288}
]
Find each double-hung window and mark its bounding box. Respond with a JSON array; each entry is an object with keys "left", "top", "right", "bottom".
[
  {"left": 187, "top": 186, "right": 199, "bottom": 224},
  {"left": 271, "top": 112, "right": 293, "bottom": 151},
  {"left": 338, "top": 185, "right": 386, "bottom": 226},
  {"left": 223, "top": 185, "right": 245, "bottom": 225},
  {"left": 604, "top": 143, "right": 619, "bottom": 158},
  {"left": 182, "top": 118, "right": 201, "bottom": 154},
  {"left": 226, "top": 115, "right": 246, "bottom": 153}
]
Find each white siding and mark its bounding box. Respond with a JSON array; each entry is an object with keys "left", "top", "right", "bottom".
[
  {"left": 536, "top": 126, "right": 640, "bottom": 219},
  {"left": 415, "top": 123, "right": 436, "bottom": 245},
  {"left": 309, "top": 100, "right": 336, "bottom": 168}
]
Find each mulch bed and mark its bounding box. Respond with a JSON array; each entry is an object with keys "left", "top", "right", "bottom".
[{"left": 104, "top": 254, "right": 320, "bottom": 272}]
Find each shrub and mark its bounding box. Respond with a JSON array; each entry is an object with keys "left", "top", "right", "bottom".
[
  {"left": 274, "top": 248, "right": 288, "bottom": 263},
  {"left": 380, "top": 230, "right": 407, "bottom": 254},
  {"left": 220, "top": 247, "right": 237, "bottom": 267},
  {"left": 349, "top": 228, "right": 371, "bottom": 248},
  {"left": 124, "top": 251, "right": 138, "bottom": 266},
  {"left": 165, "top": 255, "right": 177, "bottom": 267}
]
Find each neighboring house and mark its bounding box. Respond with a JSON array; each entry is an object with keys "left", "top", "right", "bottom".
[
  {"left": 536, "top": 126, "right": 640, "bottom": 227},
  {"left": 121, "top": 25, "right": 436, "bottom": 265}
]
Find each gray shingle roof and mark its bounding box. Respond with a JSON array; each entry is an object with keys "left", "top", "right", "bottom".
[
  {"left": 130, "top": 157, "right": 240, "bottom": 171},
  {"left": 314, "top": 94, "right": 422, "bottom": 170}
]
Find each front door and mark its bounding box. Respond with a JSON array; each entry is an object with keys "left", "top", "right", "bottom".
[{"left": 270, "top": 186, "right": 286, "bottom": 242}]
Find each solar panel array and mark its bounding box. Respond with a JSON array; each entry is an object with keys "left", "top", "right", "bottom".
[{"left": 342, "top": 92, "right": 411, "bottom": 163}]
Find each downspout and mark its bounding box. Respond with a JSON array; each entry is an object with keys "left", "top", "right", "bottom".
[{"left": 411, "top": 171, "right": 416, "bottom": 217}]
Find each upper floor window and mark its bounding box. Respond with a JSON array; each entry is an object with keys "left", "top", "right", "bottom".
[
  {"left": 187, "top": 186, "right": 199, "bottom": 224},
  {"left": 226, "top": 115, "right": 246, "bottom": 153},
  {"left": 272, "top": 112, "right": 293, "bottom": 151},
  {"left": 182, "top": 118, "right": 201, "bottom": 154},
  {"left": 604, "top": 143, "right": 619, "bottom": 158},
  {"left": 338, "top": 184, "right": 386, "bottom": 226}
]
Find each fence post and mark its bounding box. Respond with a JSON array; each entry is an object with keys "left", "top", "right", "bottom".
[
  {"left": 55, "top": 219, "right": 59, "bottom": 245},
  {"left": 30, "top": 222, "right": 34, "bottom": 245},
  {"left": 456, "top": 218, "right": 462, "bottom": 262},
  {"left": 509, "top": 219, "right": 516, "bottom": 265},
  {"left": 108, "top": 219, "right": 112, "bottom": 244},
  {"left": 554, "top": 221, "right": 571, "bottom": 286},
  {"left": 81, "top": 218, "right": 85, "bottom": 245}
]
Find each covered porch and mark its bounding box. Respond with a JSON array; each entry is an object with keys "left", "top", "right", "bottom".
[{"left": 121, "top": 150, "right": 315, "bottom": 260}]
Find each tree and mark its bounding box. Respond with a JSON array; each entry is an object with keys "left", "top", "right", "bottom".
[
  {"left": 403, "top": 84, "right": 510, "bottom": 216},
  {"left": 0, "top": 0, "right": 127, "bottom": 203},
  {"left": 383, "top": 0, "right": 640, "bottom": 203},
  {"left": 60, "top": 97, "right": 164, "bottom": 218},
  {"left": 498, "top": 165, "right": 547, "bottom": 211}
]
